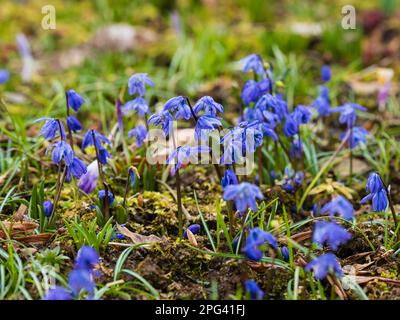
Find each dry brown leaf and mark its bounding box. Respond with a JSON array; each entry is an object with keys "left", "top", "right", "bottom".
[
  {"left": 186, "top": 229, "right": 198, "bottom": 247},
  {"left": 14, "top": 204, "right": 28, "bottom": 222},
  {"left": 116, "top": 224, "right": 161, "bottom": 245}
]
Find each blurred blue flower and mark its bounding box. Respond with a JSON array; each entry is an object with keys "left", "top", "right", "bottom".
[
  {"left": 43, "top": 200, "right": 53, "bottom": 218},
  {"left": 195, "top": 115, "right": 221, "bottom": 140},
  {"left": 68, "top": 269, "right": 96, "bottom": 296},
  {"left": 98, "top": 190, "right": 115, "bottom": 205},
  {"left": 331, "top": 103, "right": 367, "bottom": 127},
  {"left": 67, "top": 115, "right": 82, "bottom": 132},
  {"left": 66, "top": 89, "right": 85, "bottom": 112},
  {"left": 148, "top": 110, "right": 173, "bottom": 137},
  {"left": 164, "top": 96, "right": 192, "bottom": 120},
  {"left": 223, "top": 182, "right": 264, "bottom": 213},
  {"left": 321, "top": 65, "right": 331, "bottom": 82},
  {"left": 240, "top": 54, "right": 265, "bottom": 78},
  {"left": 283, "top": 114, "right": 299, "bottom": 137},
  {"left": 290, "top": 138, "right": 303, "bottom": 159},
  {"left": 305, "top": 253, "right": 342, "bottom": 280},
  {"left": 244, "top": 227, "right": 277, "bottom": 261},
  {"left": 43, "top": 286, "right": 73, "bottom": 300},
  {"left": 75, "top": 245, "right": 100, "bottom": 272},
  {"left": 281, "top": 246, "right": 290, "bottom": 262},
  {"left": 78, "top": 160, "right": 99, "bottom": 194},
  {"left": 245, "top": 280, "right": 264, "bottom": 300},
  {"left": 129, "top": 167, "right": 137, "bottom": 187},
  {"left": 221, "top": 169, "right": 238, "bottom": 189},
  {"left": 320, "top": 196, "right": 354, "bottom": 220},
  {"left": 0, "top": 69, "right": 9, "bottom": 84},
  {"left": 183, "top": 224, "right": 201, "bottom": 239},
  {"left": 339, "top": 127, "right": 369, "bottom": 149},
  {"left": 48, "top": 140, "right": 74, "bottom": 166},
  {"left": 66, "top": 157, "right": 87, "bottom": 180},
  {"left": 293, "top": 105, "right": 311, "bottom": 125},
  {"left": 193, "top": 96, "right": 224, "bottom": 117},
  {"left": 312, "top": 221, "right": 351, "bottom": 251},
  {"left": 35, "top": 117, "right": 66, "bottom": 141},
  {"left": 128, "top": 73, "right": 154, "bottom": 96},
  {"left": 122, "top": 97, "right": 149, "bottom": 117},
  {"left": 293, "top": 171, "right": 304, "bottom": 186},
  {"left": 128, "top": 124, "right": 147, "bottom": 148},
  {"left": 241, "top": 80, "right": 261, "bottom": 105},
  {"left": 311, "top": 86, "right": 331, "bottom": 117},
  {"left": 167, "top": 145, "right": 210, "bottom": 175}
]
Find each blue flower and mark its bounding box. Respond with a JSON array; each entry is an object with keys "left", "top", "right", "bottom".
[
  {"left": 122, "top": 97, "right": 149, "bottom": 117},
  {"left": 312, "top": 221, "right": 351, "bottom": 251},
  {"left": 0, "top": 69, "right": 9, "bottom": 84},
  {"left": 35, "top": 117, "right": 66, "bottom": 141},
  {"left": 66, "top": 89, "right": 85, "bottom": 112},
  {"left": 75, "top": 245, "right": 100, "bottom": 272},
  {"left": 193, "top": 96, "right": 224, "bottom": 117},
  {"left": 128, "top": 73, "right": 154, "bottom": 96},
  {"left": 195, "top": 115, "right": 221, "bottom": 140},
  {"left": 223, "top": 182, "right": 264, "bottom": 213},
  {"left": 339, "top": 127, "right": 369, "bottom": 149},
  {"left": 320, "top": 196, "right": 354, "bottom": 220},
  {"left": 78, "top": 160, "right": 99, "bottom": 194},
  {"left": 66, "top": 157, "right": 87, "bottom": 180},
  {"left": 221, "top": 169, "right": 238, "bottom": 189},
  {"left": 164, "top": 96, "right": 192, "bottom": 120},
  {"left": 281, "top": 246, "right": 290, "bottom": 262},
  {"left": 321, "top": 65, "right": 331, "bottom": 82},
  {"left": 240, "top": 54, "right": 265, "bottom": 78},
  {"left": 361, "top": 189, "right": 388, "bottom": 212},
  {"left": 311, "top": 86, "right": 331, "bottom": 117},
  {"left": 290, "top": 138, "right": 303, "bottom": 159},
  {"left": 283, "top": 114, "right": 298, "bottom": 137},
  {"left": 111, "top": 228, "right": 125, "bottom": 241},
  {"left": 82, "top": 129, "right": 110, "bottom": 165},
  {"left": 43, "top": 200, "right": 53, "bottom": 218},
  {"left": 244, "top": 227, "right": 277, "bottom": 261},
  {"left": 305, "top": 253, "right": 342, "bottom": 280},
  {"left": 241, "top": 80, "right": 261, "bottom": 105},
  {"left": 98, "top": 190, "right": 115, "bottom": 205},
  {"left": 67, "top": 115, "right": 82, "bottom": 132},
  {"left": 129, "top": 167, "right": 137, "bottom": 187},
  {"left": 183, "top": 224, "right": 201, "bottom": 239},
  {"left": 365, "top": 172, "right": 384, "bottom": 194},
  {"left": 245, "top": 280, "right": 264, "bottom": 300},
  {"left": 148, "top": 110, "right": 173, "bottom": 137},
  {"left": 167, "top": 145, "right": 210, "bottom": 175},
  {"left": 255, "top": 94, "right": 287, "bottom": 121},
  {"left": 293, "top": 105, "right": 311, "bottom": 125},
  {"left": 68, "top": 269, "right": 96, "bottom": 296},
  {"left": 48, "top": 140, "right": 74, "bottom": 166},
  {"left": 293, "top": 171, "right": 304, "bottom": 186},
  {"left": 331, "top": 103, "right": 367, "bottom": 127},
  {"left": 43, "top": 286, "right": 73, "bottom": 300},
  {"left": 128, "top": 124, "right": 147, "bottom": 148}
]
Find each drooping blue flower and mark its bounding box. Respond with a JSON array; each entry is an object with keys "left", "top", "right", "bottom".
[
  {"left": 66, "top": 157, "right": 87, "bottom": 180},
  {"left": 320, "top": 196, "right": 354, "bottom": 220},
  {"left": 245, "top": 280, "right": 264, "bottom": 300},
  {"left": 281, "top": 246, "right": 290, "bottom": 262},
  {"left": 43, "top": 286, "right": 73, "bottom": 300},
  {"left": 82, "top": 129, "right": 111, "bottom": 165},
  {"left": 321, "top": 65, "right": 331, "bottom": 82},
  {"left": 243, "top": 227, "right": 277, "bottom": 261},
  {"left": 339, "top": 127, "right": 369, "bottom": 149},
  {"left": 293, "top": 171, "right": 304, "bottom": 186},
  {"left": 68, "top": 269, "right": 96, "bottom": 296},
  {"left": 193, "top": 96, "right": 224, "bottom": 117},
  {"left": 35, "top": 117, "right": 66, "bottom": 141},
  {"left": 283, "top": 114, "right": 299, "bottom": 137},
  {"left": 195, "top": 115, "right": 221, "bottom": 140},
  {"left": 48, "top": 140, "right": 74, "bottom": 166},
  {"left": 365, "top": 172, "right": 384, "bottom": 194},
  {"left": 129, "top": 167, "right": 137, "bottom": 187},
  {"left": 110, "top": 227, "right": 125, "bottom": 241},
  {"left": 78, "top": 160, "right": 99, "bottom": 194},
  {"left": 98, "top": 190, "right": 115, "bottom": 205},
  {"left": 128, "top": 124, "right": 147, "bottom": 148},
  {"left": 128, "top": 73, "right": 154, "bottom": 96},
  {"left": 163, "top": 96, "right": 192, "bottom": 120},
  {"left": 223, "top": 182, "right": 264, "bottom": 213},
  {"left": 122, "top": 97, "right": 149, "bottom": 117},
  {"left": 75, "top": 245, "right": 100, "bottom": 272},
  {"left": 167, "top": 145, "right": 211, "bottom": 175},
  {"left": 305, "top": 253, "right": 342, "bottom": 280},
  {"left": 361, "top": 189, "right": 388, "bottom": 212},
  {"left": 241, "top": 80, "right": 261, "bottom": 105},
  {"left": 148, "top": 110, "right": 173, "bottom": 137},
  {"left": 311, "top": 86, "right": 331, "bottom": 117},
  {"left": 0, "top": 69, "right": 9, "bottom": 84},
  {"left": 312, "top": 221, "right": 351, "bottom": 251},
  {"left": 331, "top": 103, "right": 367, "bottom": 127},
  {"left": 240, "top": 54, "right": 266, "bottom": 78},
  {"left": 183, "top": 224, "right": 201, "bottom": 239},
  {"left": 293, "top": 105, "right": 311, "bottom": 125},
  {"left": 290, "top": 138, "right": 303, "bottom": 159},
  {"left": 43, "top": 200, "right": 53, "bottom": 218},
  {"left": 67, "top": 115, "right": 82, "bottom": 132},
  {"left": 221, "top": 169, "right": 238, "bottom": 189},
  {"left": 66, "top": 89, "right": 85, "bottom": 112}
]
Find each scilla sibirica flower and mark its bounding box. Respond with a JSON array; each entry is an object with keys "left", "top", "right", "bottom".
[
  {"left": 312, "top": 221, "right": 351, "bottom": 251},
  {"left": 241, "top": 80, "right": 261, "bottom": 105},
  {"left": 78, "top": 160, "right": 99, "bottom": 194},
  {"left": 75, "top": 245, "right": 100, "bottom": 271},
  {"left": 99, "top": 190, "right": 115, "bottom": 205},
  {"left": 66, "top": 115, "right": 82, "bottom": 132},
  {"left": 221, "top": 169, "right": 238, "bottom": 189},
  {"left": 0, "top": 69, "right": 10, "bottom": 84},
  {"left": 183, "top": 224, "right": 201, "bottom": 239},
  {"left": 66, "top": 89, "right": 85, "bottom": 112},
  {"left": 195, "top": 115, "right": 221, "bottom": 140},
  {"left": 163, "top": 96, "right": 192, "bottom": 120},
  {"left": 339, "top": 127, "right": 369, "bottom": 149},
  {"left": 43, "top": 200, "right": 53, "bottom": 218},
  {"left": 66, "top": 157, "right": 87, "bottom": 180},
  {"left": 167, "top": 145, "right": 210, "bottom": 175},
  {"left": 305, "top": 253, "right": 342, "bottom": 280},
  {"left": 82, "top": 129, "right": 111, "bottom": 165},
  {"left": 148, "top": 110, "right": 173, "bottom": 137},
  {"left": 320, "top": 196, "right": 354, "bottom": 220},
  {"left": 48, "top": 140, "right": 74, "bottom": 166},
  {"left": 245, "top": 280, "right": 264, "bottom": 300},
  {"left": 122, "top": 97, "right": 149, "bottom": 117},
  {"left": 321, "top": 64, "right": 331, "bottom": 82},
  {"left": 331, "top": 103, "right": 367, "bottom": 127},
  {"left": 193, "top": 96, "right": 224, "bottom": 117},
  {"left": 240, "top": 54, "right": 266, "bottom": 78},
  {"left": 223, "top": 182, "right": 264, "bottom": 214},
  {"left": 281, "top": 246, "right": 290, "bottom": 262},
  {"left": 244, "top": 227, "right": 277, "bottom": 261},
  {"left": 128, "top": 124, "right": 147, "bottom": 148},
  {"left": 128, "top": 73, "right": 154, "bottom": 96},
  {"left": 35, "top": 117, "right": 66, "bottom": 141},
  {"left": 360, "top": 172, "right": 388, "bottom": 212},
  {"left": 312, "top": 86, "right": 331, "bottom": 117}
]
